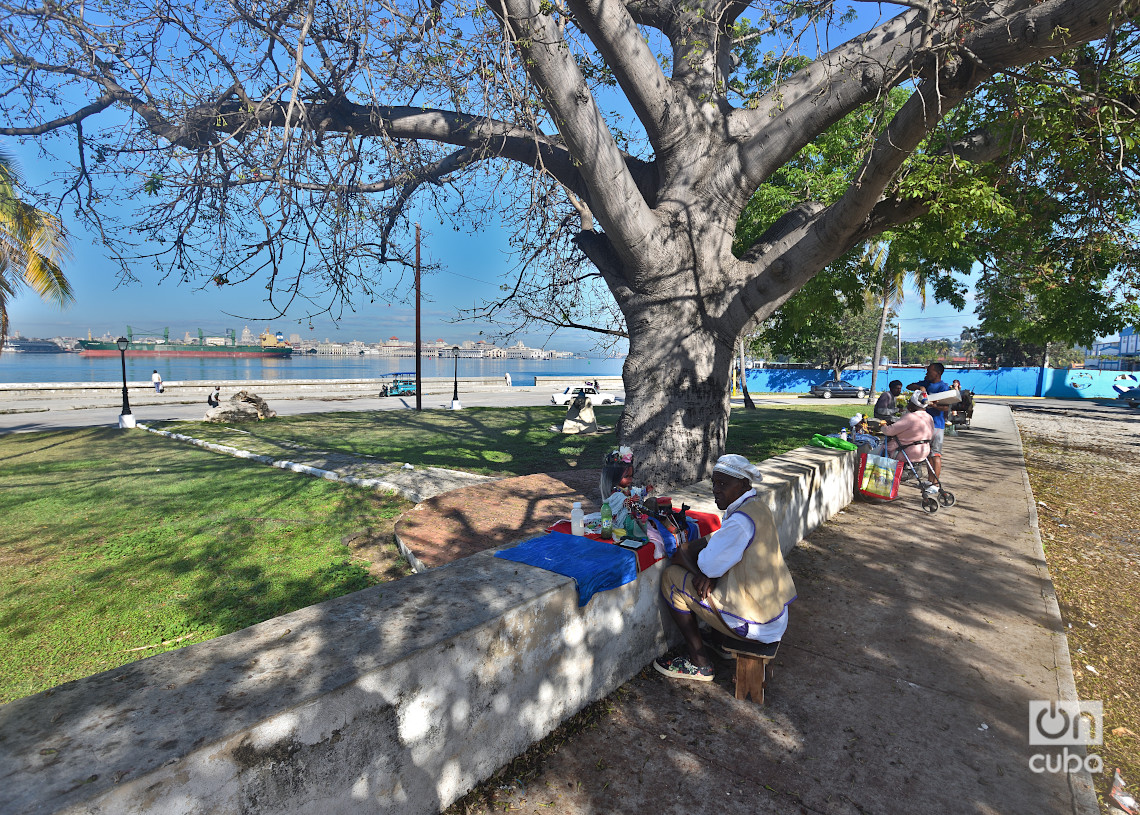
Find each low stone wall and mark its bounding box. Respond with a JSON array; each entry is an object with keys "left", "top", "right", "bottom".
[
  {"left": 0, "top": 377, "right": 507, "bottom": 406},
  {"left": 534, "top": 375, "right": 623, "bottom": 393},
  {"left": 0, "top": 447, "right": 854, "bottom": 815}
]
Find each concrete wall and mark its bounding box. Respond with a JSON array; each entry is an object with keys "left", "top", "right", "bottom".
[
  {"left": 743, "top": 366, "right": 1140, "bottom": 400},
  {"left": 0, "top": 447, "right": 855, "bottom": 815},
  {"left": 0, "top": 377, "right": 509, "bottom": 406},
  {"left": 533, "top": 375, "right": 624, "bottom": 393}
]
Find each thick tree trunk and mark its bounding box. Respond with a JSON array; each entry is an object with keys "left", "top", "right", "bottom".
[{"left": 617, "top": 311, "right": 736, "bottom": 489}]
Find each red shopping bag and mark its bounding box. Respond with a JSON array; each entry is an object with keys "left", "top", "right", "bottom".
[{"left": 857, "top": 451, "right": 902, "bottom": 500}]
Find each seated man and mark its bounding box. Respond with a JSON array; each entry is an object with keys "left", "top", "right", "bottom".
[
  {"left": 654, "top": 454, "right": 796, "bottom": 682},
  {"left": 873, "top": 379, "right": 904, "bottom": 423},
  {"left": 881, "top": 390, "right": 934, "bottom": 463}
]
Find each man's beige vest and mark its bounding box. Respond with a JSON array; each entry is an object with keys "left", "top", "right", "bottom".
[{"left": 711, "top": 496, "right": 797, "bottom": 625}]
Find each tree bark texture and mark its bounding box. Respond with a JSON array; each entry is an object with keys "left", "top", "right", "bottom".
[{"left": 618, "top": 304, "right": 735, "bottom": 490}]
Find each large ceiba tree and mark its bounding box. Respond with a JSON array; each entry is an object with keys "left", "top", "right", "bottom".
[{"left": 1, "top": 0, "right": 1135, "bottom": 485}]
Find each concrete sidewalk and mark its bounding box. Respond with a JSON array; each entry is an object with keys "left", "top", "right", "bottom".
[{"left": 449, "top": 402, "right": 1098, "bottom": 814}]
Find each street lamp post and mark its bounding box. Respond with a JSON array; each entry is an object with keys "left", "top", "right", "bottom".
[
  {"left": 116, "top": 337, "right": 135, "bottom": 428},
  {"left": 451, "top": 346, "right": 462, "bottom": 410}
]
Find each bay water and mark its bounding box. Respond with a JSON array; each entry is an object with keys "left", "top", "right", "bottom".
[{"left": 0, "top": 352, "right": 626, "bottom": 386}]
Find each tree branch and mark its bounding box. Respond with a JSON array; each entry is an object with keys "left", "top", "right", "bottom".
[
  {"left": 565, "top": 0, "right": 675, "bottom": 154},
  {"left": 491, "top": 0, "right": 658, "bottom": 258},
  {"left": 0, "top": 93, "right": 117, "bottom": 136}
]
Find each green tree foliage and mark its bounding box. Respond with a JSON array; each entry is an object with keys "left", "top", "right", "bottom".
[
  {"left": 900, "top": 338, "right": 958, "bottom": 366},
  {"left": 760, "top": 290, "right": 883, "bottom": 380},
  {"left": 0, "top": 150, "right": 72, "bottom": 346},
  {"left": 735, "top": 84, "right": 976, "bottom": 347},
  {"left": 739, "top": 41, "right": 1140, "bottom": 355},
  {"left": 955, "top": 45, "right": 1140, "bottom": 346}
]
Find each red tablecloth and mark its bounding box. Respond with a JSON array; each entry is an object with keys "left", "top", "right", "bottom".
[{"left": 548, "top": 508, "right": 721, "bottom": 572}]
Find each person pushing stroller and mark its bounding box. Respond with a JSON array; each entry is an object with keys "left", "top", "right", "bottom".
[{"left": 880, "top": 390, "right": 957, "bottom": 512}]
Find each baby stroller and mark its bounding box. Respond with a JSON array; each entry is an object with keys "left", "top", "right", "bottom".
[
  {"left": 883, "top": 437, "right": 956, "bottom": 514},
  {"left": 949, "top": 389, "right": 974, "bottom": 429}
]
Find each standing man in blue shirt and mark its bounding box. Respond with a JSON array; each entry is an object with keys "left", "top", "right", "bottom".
[{"left": 907, "top": 362, "right": 952, "bottom": 480}]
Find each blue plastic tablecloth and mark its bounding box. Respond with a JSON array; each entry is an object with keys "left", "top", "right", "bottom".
[{"left": 494, "top": 531, "right": 639, "bottom": 606}]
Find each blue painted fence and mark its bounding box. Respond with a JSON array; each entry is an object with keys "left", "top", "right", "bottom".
[{"left": 744, "top": 367, "right": 1140, "bottom": 400}]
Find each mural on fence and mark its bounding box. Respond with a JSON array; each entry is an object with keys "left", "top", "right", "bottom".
[{"left": 744, "top": 367, "right": 1137, "bottom": 400}]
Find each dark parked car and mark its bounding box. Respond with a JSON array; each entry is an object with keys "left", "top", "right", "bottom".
[
  {"left": 1117, "top": 386, "right": 1140, "bottom": 408},
  {"left": 809, "top": 379, "right": 868, "bottom": 399}
]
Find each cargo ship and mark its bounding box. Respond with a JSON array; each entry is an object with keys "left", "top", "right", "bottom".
[{"left": 78, "top": 327, "right": 293, "bottom": 358}]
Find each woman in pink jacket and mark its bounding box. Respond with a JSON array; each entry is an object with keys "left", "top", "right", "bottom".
[{"left": 882, "top": 391, "right": 935, "bottom": 462}]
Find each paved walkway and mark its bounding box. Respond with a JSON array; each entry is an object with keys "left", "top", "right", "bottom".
[
  {"left": 138, "top": 423, "right": 495, "bottom": 504},
  {"left": 395, "top": 470, "right": 600, "bottom": 567},
  {"left": 427, "top": 403, "right": 1099, "bottom": 815}
]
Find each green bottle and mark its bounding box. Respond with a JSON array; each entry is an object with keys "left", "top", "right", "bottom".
[{"left": 599, "top": 500, "right": 613, "bottom": 540}]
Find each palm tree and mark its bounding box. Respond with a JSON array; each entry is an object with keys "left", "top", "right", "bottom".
[
  {"left": 862, "top": 240, "right": 933, "bottom": 401},
  {"left": 0, "top": 149, "right": 73, "bottom": 348}
]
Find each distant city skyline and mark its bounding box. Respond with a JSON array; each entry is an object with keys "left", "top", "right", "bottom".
[{"left": 5, "top": 139, "right": 981, "bottom": 348}]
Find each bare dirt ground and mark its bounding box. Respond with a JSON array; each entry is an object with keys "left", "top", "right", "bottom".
[
  {"left": 442, "top": 400, "right": 1140, "bottom": 815},
  {"left": 1012, "top": 400, "right": 1140, "bottom": 812}
]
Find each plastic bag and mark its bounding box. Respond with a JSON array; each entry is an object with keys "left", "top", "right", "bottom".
[
  {"left": 810, "top": 433, "right": 858, "bottom": 451},
  {"left": 858, "top": 452, "right": 903, "bottom": 500},
  {"left": 605, "top": 490, "right": 629, "bottom": 527}
]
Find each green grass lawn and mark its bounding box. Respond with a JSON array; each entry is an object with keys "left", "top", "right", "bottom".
[
  {"left": 1, "top": 401, "right": 857, "bottom": 704},
  {"left": 154, "top": 402, "right": 858, "bottom": 476},
  {"left": 0, "top": 428, "right": 412, "bottom": 704}
]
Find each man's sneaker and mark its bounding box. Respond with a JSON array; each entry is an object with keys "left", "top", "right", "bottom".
[{"left": 653, "top": 655, "right": 714, "bottom": 682}]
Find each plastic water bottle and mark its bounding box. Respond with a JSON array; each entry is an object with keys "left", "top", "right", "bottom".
[
  {"left": 599, "top": 500, "right": 613, "bottom": 540},
  {"left": 570, "top": 502, "right": 585, "bottom": 536}
]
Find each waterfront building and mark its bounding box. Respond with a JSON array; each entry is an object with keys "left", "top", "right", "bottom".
[
  {"left": 503, "top": 340, "right": 545, "bottom": 359},
  {"left": 316, "top": 340, "right": 354, "bottom": 355}
]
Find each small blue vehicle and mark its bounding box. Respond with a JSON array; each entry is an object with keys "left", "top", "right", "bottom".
[{"left": 380, "top": 373, "right": 417, "bottom": 397}]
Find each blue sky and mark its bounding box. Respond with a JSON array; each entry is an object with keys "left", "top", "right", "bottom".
[
  {"left": 4, "top": 1, "right": 980, "bottom": 349},
  {"left": 5, "top": 149, "right": 558, "bottom": 348},
  {"left": 5, "top": 136, "right": 981, "bottom": 348}
]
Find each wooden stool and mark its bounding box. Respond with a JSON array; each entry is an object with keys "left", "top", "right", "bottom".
[{"left": 721, "top": 639, "right": 779, "bottom": 704}]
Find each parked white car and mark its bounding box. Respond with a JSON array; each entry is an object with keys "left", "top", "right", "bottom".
[{"left": 551, "top": 386, "right": 617, "bottom": 405}]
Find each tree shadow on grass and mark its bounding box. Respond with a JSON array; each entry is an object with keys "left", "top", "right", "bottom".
[
  {"left": 0, "top": 427, "right": 412, "bottom": 702},
  {"left": 163, "top": 406, "right": 625, "bottom": 476},
  {"left": 158, "top": 404, "right": 854, "bottom": 480}
]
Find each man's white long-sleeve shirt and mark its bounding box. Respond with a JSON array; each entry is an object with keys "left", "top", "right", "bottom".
[{"left": 696, "top": 488, "right": 789, "bottom": 640}]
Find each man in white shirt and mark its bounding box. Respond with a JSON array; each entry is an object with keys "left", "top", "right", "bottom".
[{"left": 654, "top": 454, "right": 797, "bottom": 682}]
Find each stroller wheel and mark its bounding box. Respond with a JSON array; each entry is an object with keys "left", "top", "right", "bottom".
[
  {"left": 938, "top": 490, "right": 956, "bottom": 508},
  {"left": 921, "top": 496, "right": 939, "bottom": 513}
]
